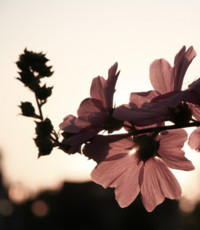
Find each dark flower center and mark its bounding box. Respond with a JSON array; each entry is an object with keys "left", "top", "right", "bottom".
[
  {"left": 133, "top": 135, "right": 160, "bottom": 163},
  {"left": 170, "top": 102, "right": 192, "bottom": 124},
  {"left": 104, "top": 109, "right": 123, "bottom": 133}
]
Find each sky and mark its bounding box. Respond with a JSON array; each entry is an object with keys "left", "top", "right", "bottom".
[{"left": 1, "top": 0, "right": 200, "bottom": 206}]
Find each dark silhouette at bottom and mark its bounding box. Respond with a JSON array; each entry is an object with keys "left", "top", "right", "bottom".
[{"left": 1, "top": 180, "right": 200, "bottom": 230}]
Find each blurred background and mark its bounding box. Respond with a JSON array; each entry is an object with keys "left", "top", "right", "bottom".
[{"left": 1, "top": 0, "right": 200, "bottom": 229}]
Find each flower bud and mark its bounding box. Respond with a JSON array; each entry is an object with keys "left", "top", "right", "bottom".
[
  {"left": 17, "top": 49, "right": 53, "bottom": 78},
  {"left": 17, "top": 71, "right": 39, "bottom": 89},
  {"left": 37, "top": 66, "right": 53, "bottom": 77},
  {"left": 35, "top": 85, "right": 53, "bottom": 100},
  {"left": 34, "top": 137, "right": 54, "bottom": 157},
  {"left": 21, "top": 49, "right": 49, "bottom": 65},
  {"left": 19, "top": 102, "right": 35, "bottom": 117},
  {"left": 16, "top": 61, "right": 29, "bottom": 71},
  {"left": 35, "top": 118, "right": 53, "bottom": 137}
]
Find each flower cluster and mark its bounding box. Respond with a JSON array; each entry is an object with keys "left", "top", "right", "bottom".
[
  {"left": 17, "top": 49, "right": 59, "bottom": 157},
  {"left": 17, "top": 46, "right": 200, "bottom": 212}
]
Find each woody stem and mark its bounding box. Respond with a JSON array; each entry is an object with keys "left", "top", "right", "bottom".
[
  {"left": 111, "top": 121, "right": 200, "bottom": 139},
  {"left": 35, "top": 94, "right": 43, "bottom": 121},
  {"left": 131, "top": 121, "right": 200, "bottom": 135}
]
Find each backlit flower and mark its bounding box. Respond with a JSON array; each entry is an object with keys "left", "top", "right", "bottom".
[
  {"left": 113, "top": 46, "right": 196, "bottom": 126},
  {"left": 59, "top": 63, "right": 122, "bottom": 153},
  {"left": 83, "top": 129, "right": 194, "bottom": 212}
]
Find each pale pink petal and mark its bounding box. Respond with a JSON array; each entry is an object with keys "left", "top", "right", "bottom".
[
  {"left": 106, "top": 136, "right": 133, "bottom": 157},
  {"left": 89, "top": 136, "right": 141, "bottom": 207},
  {"left": 60, "top": 98, "right": 108, "bottom": 133},
  {"left": 173, "top": 46, "right": 196, "bottom": 91},
  {"left": 108, "top": 62, "right": 118, "bottom": 79},
  {"left": 90, "top": 62, "right": 119, "bottom": 109},
  {"left": 91, "top": 154, "right": 133, "bottom": 188},
  {"left": 130, "top": 90, "right": 159, "bottom": 107},
  {"left": 114, "top": 158, "right": 142, "bottom": 208},
  {"left": 158, "top": 130, "right": 194, "bottom": 171},
  {"left": 59, "top": 115, "right": 91, "bottom": 132},
  {"left": 173, "top": 46, "right": 187, "bottom": 90},
  {"left": 77, "top": 98, "right": 105, "bottom": 117},
  {"left": 105, "top": 62, "right": 120, "bottom": 109},
  {"left": 158, "top": 129, "right": 188, "bottom": 149},
  {"left": 150, "top": 58, "right": 173, "bottom": 94},
  {"left": 77, "top": 98, "right": 108, "bottom": 124},
  {"left": 90, "top": 76, "right": 107, "bottom": 108},
  {"left": 140, "top": 158, "right": 181, "bottom": 212},
  {"left": 159, "top": 150, "right": 194, "bottom": 171},
  {"left": 188, "top": 128, "right": 200, "bottom": 151},
  {"left": 150, "top": 46, "right": 196, "bottom": 95},
  {"left": 91, "top": 153, "right": 142, "bottom": 208},
  {"left": 140, "top": 160, "right": 164, "bottom": 212}
]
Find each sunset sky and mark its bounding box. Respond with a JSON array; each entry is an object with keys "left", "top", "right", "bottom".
[{"left": 1, "top": 0, "right": 200, "bottom": 205}]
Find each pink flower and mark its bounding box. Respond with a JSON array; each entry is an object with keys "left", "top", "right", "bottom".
[
  {"left": 113, "top": 46, "right": 196, "bottom": 126},
  {"left": 83, "top": 129, "right": 194, "bottom": 212},
  {"left": 59, "top": 63, "right": 122, "bottom": 153}
]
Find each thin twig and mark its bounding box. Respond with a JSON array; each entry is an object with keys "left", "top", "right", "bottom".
[{"left": 35, "top": 94, "right": 43, "bottom": 120}]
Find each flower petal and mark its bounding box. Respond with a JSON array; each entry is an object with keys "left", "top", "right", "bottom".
[
  {"left": 90, "top": 62, "right": 120, "bottom": 110},
  {"left": 150, "top": 58, "right": 173, "bottom": 94},
  {"left": 188, "top": 128, "right": 200, "bottom": 152},
  {"left": 173, "top": 46, "right": 196, "bottom": 91},
  {"left": 130, "top": 90, "right": 159, "bottom": 107},
  {"left": 90, "top": 76, "right": 107, "bottom": 108},
  {"left": 87, "top": 136, "right": 141, "bottom": 207},
  {"left": 59, "top": 115, "right": 91, "bottom": 132},
  {"left": 83, "top": 134, "right": 128, "bottom": 163},
  {"left": 62, "top": 129, "right": 99, "bottom": 153},
  {"left": 159, "top": 152, "right": 194, "bottom": 171},
  {"left": 113, "top": 103, "right": 169, "bottom": 126},
  {"left": 77, "top": 98, "right": 107, "bottom": 124},
  {"left": 140, "top": 158, "right": 181, "bottom": 212},
  {"left": 150, "top": 46, "right": 196, "bottom": 95},
  {"left": 158, "top": 130, "right": 194, "bottom": 171},
  {"left": 158, "top": 129, "right": 187, "bottom": 149},
  {"left": 91, "top": 153, "right": 142, "bottom": 208},
  {"left": 105, "top": 62, "right": 120, "bottom": 109},
  {"left": 114, "top": 157, "right": 142, "bottom": 208},
  {"left": 78, "top": 98, "right": 105, "bottom": 117}
]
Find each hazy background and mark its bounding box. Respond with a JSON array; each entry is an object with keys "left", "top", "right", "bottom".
[{"left": 1, "top": 0, "right": 200, "bottom": 209}]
